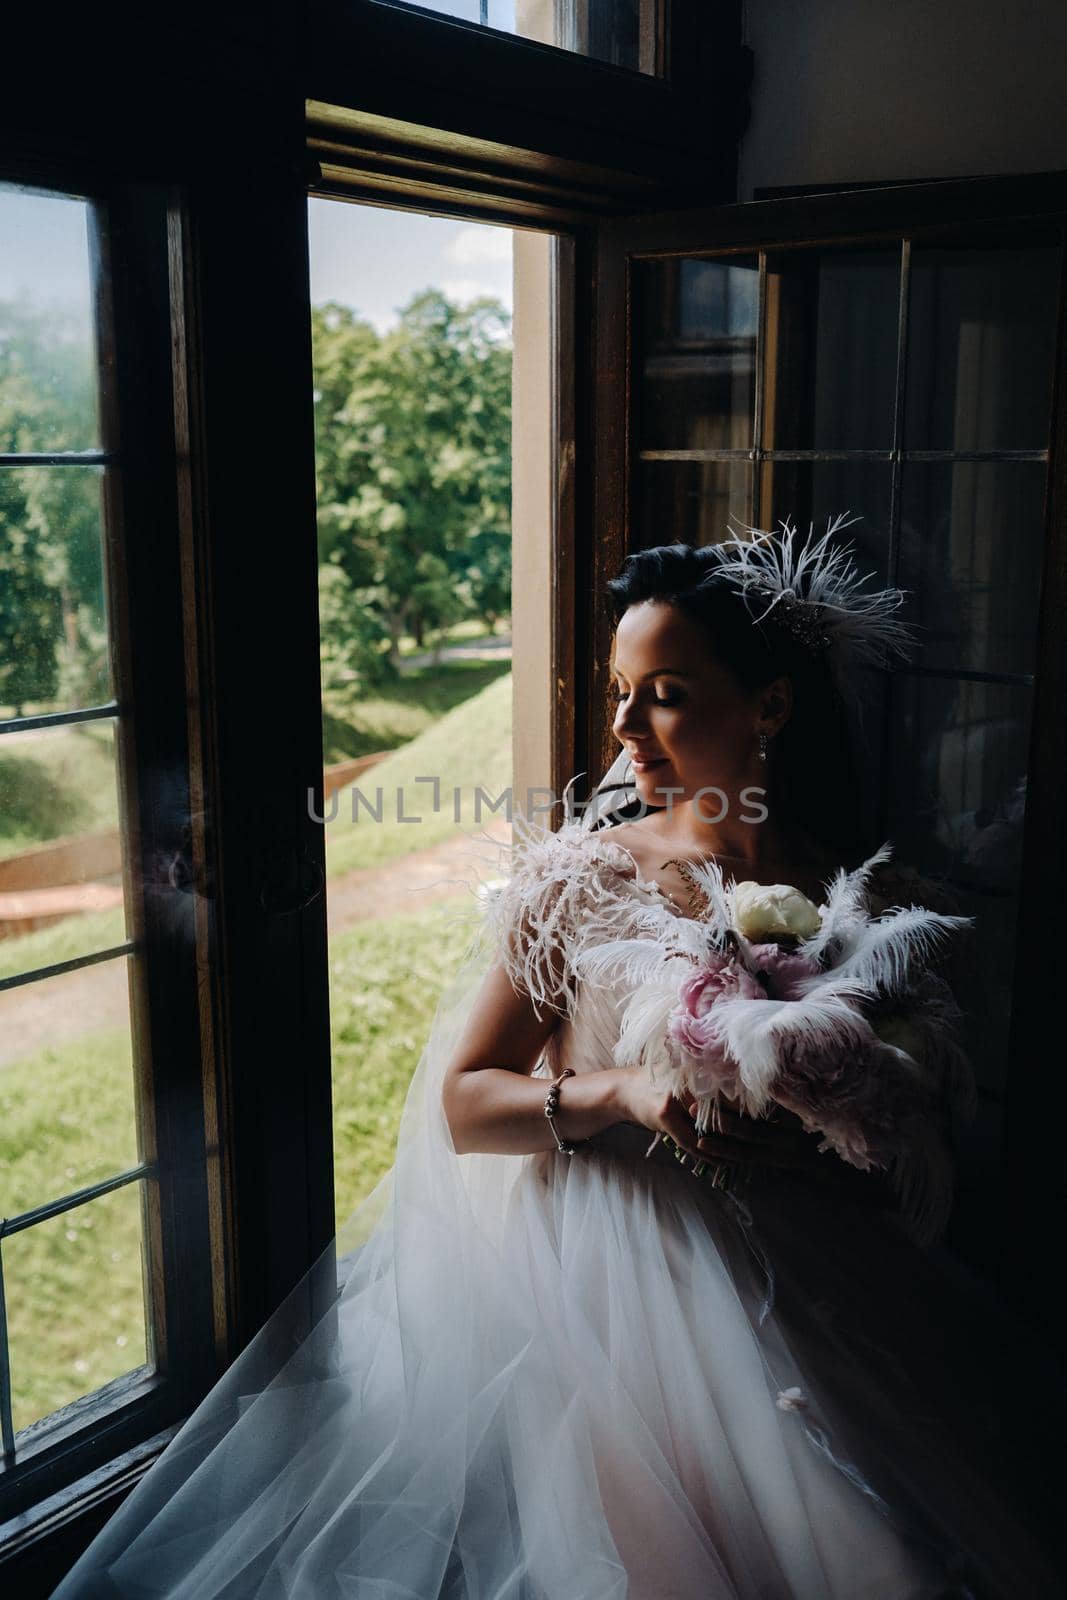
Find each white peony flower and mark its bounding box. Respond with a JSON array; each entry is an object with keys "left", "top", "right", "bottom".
[{"left": 730, "top": 881, "right": 822, "bottom": 941}]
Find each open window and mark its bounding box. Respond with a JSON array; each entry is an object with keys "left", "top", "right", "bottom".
[{"left": 0, "top": 177, "right": 222, "bottom": 1536}]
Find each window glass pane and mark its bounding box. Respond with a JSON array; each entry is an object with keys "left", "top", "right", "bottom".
[
  {"left": 899, "top": 462, "right": 1046, "bottom": 676},
  {"left": 0, "top": 718, "right": 127, "bottom": 972},
  {"left": 886, "top": 674, "right": 1030, "bottom": 1098},
  {"left": 0, "top": 186, "right": 100, "bottom": 453},
  {"left": 635, "top": 257, "right": 759, "bottom": 451},
  {"left": 764, "top": 248, "right": 900, "bottom": 451},
  {"left": 381, "top": 0, "right": 657, "bottom": 74},
  {"left": 905, "top": 238, "right": 1061, "bottom": 452},
  {"left": 944, "top": 884, "right": 1019, "bottom": 1103},
  {"left": 634, "top": 460, "right": 753, "bottom": 547},
  {"left": 0, "top": 464, "right": 110, "bottom": 717},
  {"left": 764, "top": 460, "right": 892, "bottom": 585},
  {"left": 887, "top": 675, "right": 1030, "bottom": 892},
  {"left": 5, "top": 1179, "right": 149, "bottom": 1437},
  {"left": 839, "top": 664, "right": 890, "bottom": 841},
  {"left": 0, "top": 958, "right": 138, "bottom": 1217}
]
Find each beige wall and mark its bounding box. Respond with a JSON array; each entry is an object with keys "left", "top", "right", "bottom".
[
  {"left": 740, "top": 0, "right": 1067, "bottom": 201},
  {"left": 511, "top": 227, "right": 556, "bottom": 825}
]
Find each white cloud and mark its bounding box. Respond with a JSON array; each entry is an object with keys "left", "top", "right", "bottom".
[
  {"left": 440, "top": 276, "right": 511, "bottom": 305},
  {"left": 445, "top": 225, "right": 513, "bottom": 266}
]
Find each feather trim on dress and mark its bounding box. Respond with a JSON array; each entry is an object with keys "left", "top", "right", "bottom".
[{"left": 479, "top": 813, "right": 668, "bottom": 1022}]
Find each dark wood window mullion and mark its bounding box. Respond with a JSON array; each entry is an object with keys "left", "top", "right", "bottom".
[
  {"left": 638, "top": 449, "right": 754, "bottom": 460},
  {"left": 0, "top": 703, "right": 119, "bottom": 737},
  {"left": 750, "top": 248, "right": 767, "bottom": 527},
  {"left": 0, "top": 1257, "right": 13, "bottom": 1466},
  {"left": 0, "top": 945, "right": 137, "bottom": 996},
  {"left": 873, "top": 237, "right": 913, "bottom": 848},
  {"left": 0, "top": 453, "right": 118, "bottom": 467},
  {"left": 92, "top": 184, "right": 220, "bottom": 1418},
  {"left": 637, "top": 449, "right": 1048, "bottom": 462}
]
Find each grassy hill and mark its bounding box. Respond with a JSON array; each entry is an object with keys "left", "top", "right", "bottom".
[{"left": 324, "top": 669, "right": 512, "bottom": 877}]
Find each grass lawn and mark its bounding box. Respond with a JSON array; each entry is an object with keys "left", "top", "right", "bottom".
[
  {"left": 0, "top": 622, "right": 510, "bottom": 857},
  {"left": 0, "top": 665, "right": 513, "bottom": 981},
  {"left": 1, "top": 641, "right": 512, "bottom": 1435},
  {"left": 0, "top": 719, "right": 119, "bottom": 858},
  {"left": 1, "top": 885, "right": 484, "bottom": 1435},
  {"left": 323, "top": 669, "right": 513, "bottom": 876}
]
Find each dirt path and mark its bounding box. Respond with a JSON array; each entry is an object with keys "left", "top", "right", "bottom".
[
  {"left": 396, "top": 632, "right": 511, "bottom": 674},
  {"left": 0, "top": 818, "right": 513, "bottom": 1069}
]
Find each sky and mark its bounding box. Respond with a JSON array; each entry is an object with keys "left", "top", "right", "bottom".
[
  {"left": 0, "top": 185, "right": 513, "bottom": 334},
  {"left": 0, "top": 187, "right": 95, "bottom": 315},
  {"left": 307, "top": 197, "right": 512, "bottom": 332}
]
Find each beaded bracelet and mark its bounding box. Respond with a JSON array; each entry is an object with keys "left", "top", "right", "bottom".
[{"left": 544, "top": 1068, "right": 587, "bottom": 1155}]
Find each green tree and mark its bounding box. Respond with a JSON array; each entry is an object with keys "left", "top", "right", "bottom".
[
  {"left": 312, "top": 288, "right": 512, "bottom": 683},
  {"left": 0, "top": 295, "right": 105, "bottom": 715}
]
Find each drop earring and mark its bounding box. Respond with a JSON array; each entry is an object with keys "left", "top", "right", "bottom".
[{"left": 758, "top": 732, "right": 768, "bottom": 762}]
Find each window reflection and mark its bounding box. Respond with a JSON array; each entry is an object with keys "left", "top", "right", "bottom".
[
  {"left": 634, "top": 459, "right": 753, "bottom": 547},
  {"left": 764, "top": 460, "right": 891, "bottom": 585},
  {"left": 376, "top": 0, "right": 655, "bottom": 73},
  {"left": 635, "top": 257, "right": 759, "bottom": 452},
  {"left": 906, "top": 239, "right": 1060, "bottom": 452},
  {"left": 899, "top": 462, "right": 1046, "bottom": 676},
  {"left": 888, "top": 675, "right": 1030, "bottom": 893},
  {"left": 764, "top": 248, "right": 900, "bottom": 451}
]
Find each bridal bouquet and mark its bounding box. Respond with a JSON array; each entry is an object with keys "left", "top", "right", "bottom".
[{"left": 572, "top": 843, "right": 977, "bottom": 1241}]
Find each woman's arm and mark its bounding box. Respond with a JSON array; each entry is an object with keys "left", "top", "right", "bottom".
[
  {"left": 441, "top": 957, "right": 626, "bottom": 1156},
  {"left": 442, "top": 959, "right": 724, "bottom": 1163}
]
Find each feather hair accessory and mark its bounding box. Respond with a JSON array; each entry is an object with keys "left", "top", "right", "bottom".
[{"left": 709, "top": 513, "right": 920, "bottom": 700}]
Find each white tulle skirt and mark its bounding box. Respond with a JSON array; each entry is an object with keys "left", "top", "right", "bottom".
[{"left": 50, "top": 934, "right": 1064, "bottom": 1600}]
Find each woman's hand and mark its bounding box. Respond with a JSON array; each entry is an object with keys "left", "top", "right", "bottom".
[
  {"left": 606, "top": 1073, "right": 831, "bottom": 1176},
  {"left": 609, "top": 1075, "right": 707, "bottom": 1165},
  {"left": 685, "top": 1097, "right": 828, "bottom": 1175}
]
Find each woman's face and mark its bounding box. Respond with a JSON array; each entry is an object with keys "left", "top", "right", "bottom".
[{"left": 610, "top": 600, "right": 788, "bottom": 812}]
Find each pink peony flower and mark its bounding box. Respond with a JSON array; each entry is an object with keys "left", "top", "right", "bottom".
[
  {"left": 746, "top": 943, "right": 822, "bottom": 1001},
  {"left": 666, "top": 956, "right": 765, "bottom": 1086}
]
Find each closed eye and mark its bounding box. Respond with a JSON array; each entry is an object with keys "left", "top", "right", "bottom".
[{"left": 612, "top": 692, "right": 679, "bottom": 706}]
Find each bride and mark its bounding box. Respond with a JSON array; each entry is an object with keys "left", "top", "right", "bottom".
[{"left": 51, "top": 523, "right": 1063, "bottom": 1598}]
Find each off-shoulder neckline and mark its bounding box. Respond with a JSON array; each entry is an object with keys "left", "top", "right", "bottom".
[
  {"left": 572, "top": 819, "right": 878, "bottom": 923},
  {"left": 577, "top": 825, "right": 714, "bottom": 925}
]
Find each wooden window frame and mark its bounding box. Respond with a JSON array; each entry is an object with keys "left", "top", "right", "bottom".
[
  {"left": 0, "top": 169, "right": 226, "bottom": 1563},
  {"left": 307, "top": 0, "right": 750, "bottom": 225}
]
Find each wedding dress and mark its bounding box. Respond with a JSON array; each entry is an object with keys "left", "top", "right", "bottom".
[{"left": 50, "top": 812, "right": 1064, "bottom": 1599}]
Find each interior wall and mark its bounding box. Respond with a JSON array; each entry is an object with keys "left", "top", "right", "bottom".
[
  {"left": 739, "top": 0, "right": 1067, "bottom": 200},
  {"left": 511, "top": 229, "right": 556, "bottom": 820}
]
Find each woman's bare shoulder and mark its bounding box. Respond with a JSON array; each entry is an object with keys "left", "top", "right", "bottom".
[{"left": 585, "top": 818, "right": 663, "bottom": 873}]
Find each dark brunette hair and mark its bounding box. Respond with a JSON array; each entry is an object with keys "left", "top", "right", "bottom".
[{"left": 602, "top": 542, "right": 877, "bottom": 863}]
